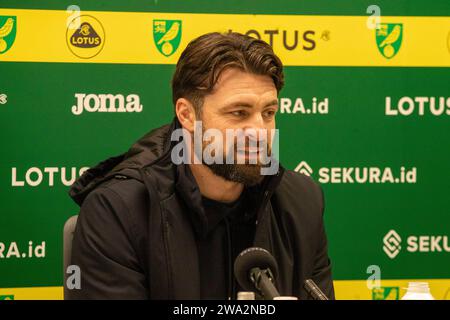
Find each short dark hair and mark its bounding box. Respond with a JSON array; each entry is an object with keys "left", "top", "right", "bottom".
[{"left": 171, "top": 32, "right": 284, "bottom": 116}]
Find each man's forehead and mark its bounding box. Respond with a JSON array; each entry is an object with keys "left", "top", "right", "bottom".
[
  {"left": 214, "top": 68, "right": 276, "bottom": 90},
  {"left": 221, "top": 95, "right": 279, "bottom": 108}
]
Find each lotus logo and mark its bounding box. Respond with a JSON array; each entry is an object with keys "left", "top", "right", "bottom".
[
  {"left": 66, "top": 15, "right": 105, "bottom": 59},
  {"left": 294, "top": 161, "right": 313, "bottom": 176},
  {"left": 383, "top": 230, "right": 402, "bottom": 259}
]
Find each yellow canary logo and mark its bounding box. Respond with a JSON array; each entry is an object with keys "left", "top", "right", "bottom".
[
  {"left": 376, "top": 23, "right": 403, "bottom": 59},
  {"left": 153, "top": 20, "right": 182, "bottom": 57},
  {"left": 0, "top": 16, "right": 17, "bottom": 54}
]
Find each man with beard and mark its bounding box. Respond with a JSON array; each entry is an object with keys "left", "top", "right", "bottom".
[{"left": 67, "top": 32, "right": 335, "bottom": 300}]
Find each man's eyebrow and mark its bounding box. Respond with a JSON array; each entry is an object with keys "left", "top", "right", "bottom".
[
  {"left": 224, "top": 99, "right": 279, "bottom": 109},
  {"left": 264, "top": 99, "right": 279, "bottom": 108}
]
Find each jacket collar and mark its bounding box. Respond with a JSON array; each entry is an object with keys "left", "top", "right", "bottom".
[{"left": 174, "top": 160, "right": 285, "bottom": 239}]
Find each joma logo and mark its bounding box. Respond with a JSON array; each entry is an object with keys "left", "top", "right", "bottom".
[{"left": 72, "top": 93, "right": 143, "bottom": 115}]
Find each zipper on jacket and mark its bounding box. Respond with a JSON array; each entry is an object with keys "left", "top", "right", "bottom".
[{"left": 224, "top": 216, "right": 233, "bottom": 300}]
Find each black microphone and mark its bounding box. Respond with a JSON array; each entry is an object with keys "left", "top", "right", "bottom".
[
  {"left": 304, "top": 279, "right": 329, "bottom": 300},
  {"left": 234, "top": 247, "right": 280, "bottom": 300}
]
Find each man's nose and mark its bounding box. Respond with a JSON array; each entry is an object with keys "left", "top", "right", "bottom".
[
  {"left": 241, "top": 114, "right": 268, "bottom": 144},
  {"left": 242, "top": 112, "right": 265, "bottom": 132}
]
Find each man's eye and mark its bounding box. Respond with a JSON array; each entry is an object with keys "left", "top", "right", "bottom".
[
  {"left": 263, "top": 110, "right": 276, "bottom": 118},
  {"left": 231, "top": 110, "right": 246, "bottom": 117}
]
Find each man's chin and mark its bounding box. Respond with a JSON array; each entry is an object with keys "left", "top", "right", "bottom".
[{"left": 205, "top": 163, "right": 264, "bottom": 187}]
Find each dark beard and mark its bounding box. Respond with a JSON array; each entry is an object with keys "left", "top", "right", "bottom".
[
  {"left": 204, "top": 163, "right": 264, "bottom": 187},
  {"left": 196, "top": 121, "right": 272, "bottom": 186}
]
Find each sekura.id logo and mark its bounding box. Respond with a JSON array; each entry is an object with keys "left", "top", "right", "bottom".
[
  {"left": 0, "top": 241, "right": 46, "bottom": 259},
  {"left": 279, "top": 97, "right": 329, "bottom": 115},
  {"left": 0, "top": 16, "right": 17, "bottom": 54},
  {"left": 293, "top": 161, "right": 417, "bottom": 184},
  {"left": 383, "top": 229, "right": 450, "bottom": 259},
  {"left": 153, "top": 19, "right": 182, "bottom": 57},
  {"left": 0, "top": 93, "right": 7, "bottom": 104},
  {"left": 383, "top": 230, "right": 402, "bottom": 259},
  {"left": 294, "top": 161, "right": 313, "bottom": 176},
  {"left": 376, "top": 23, "right": 403, "bottom": 59}
]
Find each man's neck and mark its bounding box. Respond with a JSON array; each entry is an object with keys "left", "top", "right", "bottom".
[{"left": 188, "top": 163, "right": 244, "bottom": 203}]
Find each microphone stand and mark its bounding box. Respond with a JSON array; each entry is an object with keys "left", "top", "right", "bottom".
[{"left": 249, "top": 267, "right": 280, "bottom": 300}]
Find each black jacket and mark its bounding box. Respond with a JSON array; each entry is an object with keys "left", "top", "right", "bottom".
[{"left": 67, "top": 118, "right": 335, "bottom": 300}]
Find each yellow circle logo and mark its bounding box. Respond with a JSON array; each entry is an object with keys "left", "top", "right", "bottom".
[{"left": 66, "top": 15, "right": 105, "bottom": 59}]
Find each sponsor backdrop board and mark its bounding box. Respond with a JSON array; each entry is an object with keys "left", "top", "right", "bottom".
[{"left": 0, "top": 1, "right": 449, "bottom": 300}]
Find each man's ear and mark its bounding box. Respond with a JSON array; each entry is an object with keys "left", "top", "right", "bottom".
[{"left": 175, "top": 98, "right": 196, "bottom": 133}]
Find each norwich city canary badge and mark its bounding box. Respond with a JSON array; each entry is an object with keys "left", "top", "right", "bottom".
[
  {"left": 0, "top": 16, "right": 17, "bottom": 54},
  {"left": 153, "top": 20, "right": 182, "bottom": 57},
  {"left": 372, "top": 287, "right": 400, "bottom": 300},
  {"left": 376, "top": 23, "right": 403, "bottom": 59}
]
